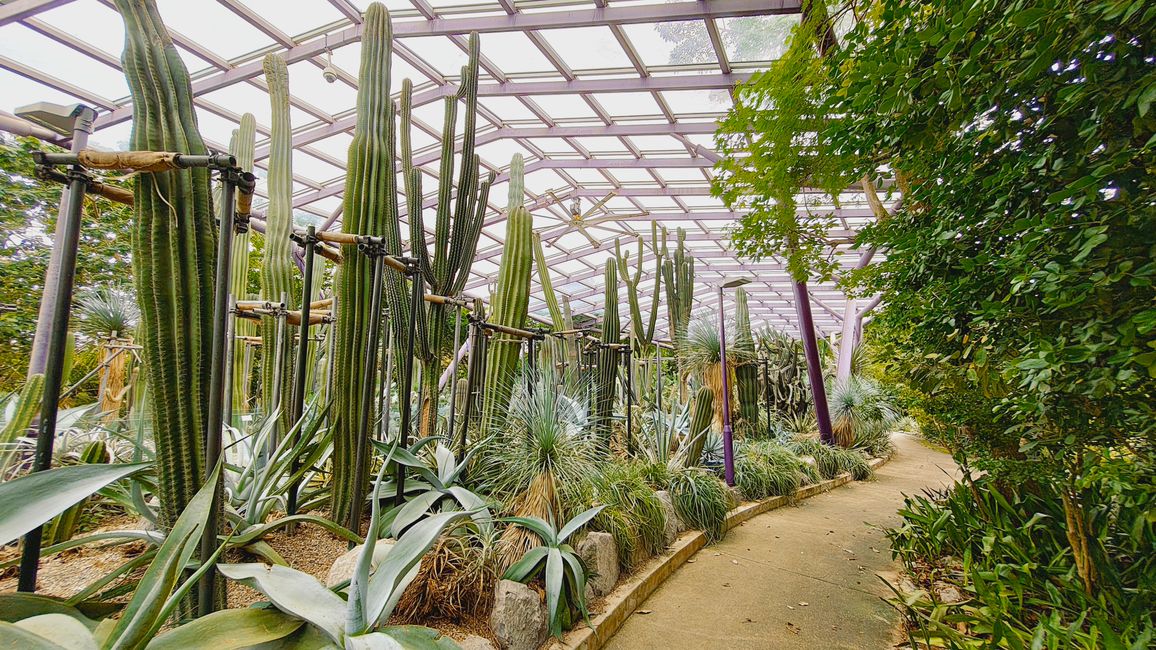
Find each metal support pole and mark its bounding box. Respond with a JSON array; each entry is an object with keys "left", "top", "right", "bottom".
[
  {"left": 286, "top": 226, "right": 316, "bottom": 518},
  {"left": 222, "top": 298, "right": 236, "bottom": 432},
  {"left": 395, "top": 264, "right": 422, "bottom": 507},
  {"left": 446, "top": 306, "right": 462, "bottom": 442},
  {"left": 624, "top": 346, "right": 633, "bottom": 455},
  {"left": 457, "top": 317, "right": 483, "bottom": 454},
  {"left": 349, "top": 252, "right": 385, "bottom": 531},
  {"left": 18, "top": 164, "right": 89, "bottom": 592},
  {"left": 379, "top": 326, "right": 394, "bottom": 442},
  {"left": 527, "top": 338, "right": 536, "bottom": 398},
  {"left": 792, "top": 279, "right": 834, "bottom": 444},
  {"left": 761, "top": 357, "right": 772, "bottom": 439},
  {"left": 717, "top": 288, "right": 736, "bottom": 486},
  {"left": 197, "top": 168, "right": 239, "bottom": 615},
  {"left": 26, "top": 105, "right": 95, "bottom": 380}
]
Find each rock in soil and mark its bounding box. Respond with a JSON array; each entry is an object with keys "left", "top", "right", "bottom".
[{"left": 489, "top": 579, "right": 547, "bottom": 650}]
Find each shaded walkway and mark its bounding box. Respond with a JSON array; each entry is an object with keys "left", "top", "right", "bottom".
[{"left": 606, "top": 434, "right": 960, "bottom": 649}]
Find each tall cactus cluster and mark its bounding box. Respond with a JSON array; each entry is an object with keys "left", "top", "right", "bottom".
[
  {"left": 685, "top": 385, "right": 715, "bottom": 466},
  {"left": 116, "top": 0, "right": 213, "bottom": 527},
  {"left": 480, "top": 155, "right": 532, "bottom": 432},
  {"left": 662, "top": 227, "right": 695, "bottom": 398},
  {"left": 399, "top": 34, "right": 494, "bottom": 439},
  {"left": 615, "top": 224, "right": 662, "bottom": 347},
  {"left": 733, "top": 288, "right": 760, "bottom": 428},
  {"left": 331, "top": 2, "right": 398, "bottom": 526},
  {"left": 260, "top": 54, "right": 298, "bottom": 432},
  {"left": 228, "top": 114, "right": 256, "bottom": 414},
  {"left": 594, "top": 260, "right": 620, "bottom": 445}
]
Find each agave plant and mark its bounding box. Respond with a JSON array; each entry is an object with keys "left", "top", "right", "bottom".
[
  {"left": 637, "top": 401, "right": 706, "bottom": 471},
  {"left": 502, "top": 505, "right": 604, "bottom": 638},
  {"left": 0, "top": 464, "right": 233, "bottom": 649},
  {"left": 218, "top": 453, "right": 469, "bottom": 649},
  {"left": 378, "top": 437, "right": 494, "bottom": 538}
]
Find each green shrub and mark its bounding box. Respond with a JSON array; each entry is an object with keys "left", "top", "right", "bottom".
[
  {"left": 585, "top": 462, "right": 667, "bottom": 569},
  {"left": 667, "top": 468, "right": 730, "bottom": 542},
  {"left": 788, "top": 439, "right": 873, "bottom": 481},
  {"left": 734, "top": 441, "right": 807, "bottom": 500}
]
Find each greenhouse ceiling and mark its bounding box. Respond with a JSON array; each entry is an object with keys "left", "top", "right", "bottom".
[{"left": 0, "top": 0, "right": 889, "bottom": 337}]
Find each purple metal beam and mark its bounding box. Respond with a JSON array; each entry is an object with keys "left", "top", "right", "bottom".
[
  {"left": 792, "top": 279, "right": 835, "bottom": 444},
  {"left": 0, "top": 0, "right": 74, "bottom": 26}
]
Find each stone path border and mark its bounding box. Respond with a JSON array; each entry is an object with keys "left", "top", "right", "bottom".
[{"left": 553, "top": 454, "right": 893, "bottom": 650}]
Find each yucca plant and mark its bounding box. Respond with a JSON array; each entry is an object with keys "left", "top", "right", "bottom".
[
  {"left": 476, "top": 368, "right": 597, "bottom": 567},
  {"left": 502, "top": 505, "right": 604, "bottom": 638},
  {"left": 74, "top": 285, "right": 139, "bottom": 339},
  {"left": 828, "top": 375, "right": 899, "bottom": 450},
  {"left": 681, "top": 314, "right": 752, "bottom": 432}
]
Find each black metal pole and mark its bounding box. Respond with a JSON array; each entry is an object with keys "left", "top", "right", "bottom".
[
  {"left": 457, "top": 317, "right": 482, "bottom": 455},
  {"left": 527, "top": 338, "right": 536, "bottom": 398},
  {"left": 624, "top": 346, "right": 633, "bottom": 455},
  {"left": 349, "top": 252, "right": 385, "bottom": 532},
  {"left": 18, "top": 165, "right": 88, "bottom": 593},
  {"left": 762, "top": 357, "right": 772, "bottom": 438},
  {"left": 445, "top": 306, "right": 462, "bottom": 444},
  {"left": 395, "top": 264, "right": 422, "bottom": 507},
  {"left": 286, "top": 226, "right": 316, "bottom": 518},
  {"left": 196, "top": 170, "right": 237, "bottom": 615}
]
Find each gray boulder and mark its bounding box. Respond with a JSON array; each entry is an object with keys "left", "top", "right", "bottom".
[
  {"left": 655, "top": 490, "right": 685, "bottom": 546},
  {"left": 576, "top": 531, "right": 619, "bottom": 596},
  {"left": 490, "top": 579, "right": 547, "bottom": 650}
]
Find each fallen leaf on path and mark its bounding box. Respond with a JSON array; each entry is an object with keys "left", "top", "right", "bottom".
[
  {"left": 636, "top": 609, "right": 652, "bottom": 615},
  {"left": 786, "top": 622, "right": 801, "bottom": 635},
  {"left": 798, "top": 602, "right": 809, "bottom": 607}
]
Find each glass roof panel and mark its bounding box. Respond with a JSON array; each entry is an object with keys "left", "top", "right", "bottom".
[
  {"left": 0, "top": 27, "right": 127, "bottom": 102},
  {"left": 586, "top": 92, "right": 663, "bottom": 116},
  {"left": 537, "top": 27, "right": 633, "bottom": 70},
  {"left": 653, "top": 166, "right": 707, "bottom": 182},
  {"left": 36, "top": 0, "right": 127, "bottom": 58},
  {"left": 660, "top": 89, "right": 732, "bottom": 115},
  {"left": 242, "top": 0, "right": 344, "bottom": 38},
  {"left": 479, "top": 31, "right": 557, "bottom": 75},
  {"left": 154, "top": 0, "right": 277, "bottom": 60},
  {"left": 718, "top": 14, "right": 799, "bottom": 62},
  {"left": 522, "top": 94, "right": 598, "bottom": 120},
  {"left": 401, "top": 36, "right": 470, "bottom": 77},
  {"left": 286, "top": 61, "right": 357, "bottom": 115},
  {"left": 620, "top": 21, "right": 717, "bottom": 67}
]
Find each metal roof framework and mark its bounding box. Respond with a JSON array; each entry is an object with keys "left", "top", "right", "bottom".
[{"left": 0, "top": 0, "right": 888, "bottom": 338}]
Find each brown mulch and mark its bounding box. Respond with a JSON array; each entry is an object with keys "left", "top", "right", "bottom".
[{"left": 0, "top": 512, "right": 148, "bottom": 599}]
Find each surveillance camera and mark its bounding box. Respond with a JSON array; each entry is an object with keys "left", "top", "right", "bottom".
[{"left": 322, "top": 64, "right": 338, "bottom": 84}]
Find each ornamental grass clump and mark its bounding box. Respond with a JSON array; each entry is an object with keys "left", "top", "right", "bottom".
[
  {"left": 734, "top": 441, "right": 813, "bottom": 500},
  {"left": 789, "top": 438, "right": 873, "bottom": 481},
  {"left": 667, "top": 468, "right": 730, "bottom": 542},
  {"left": 585, "top": 462, "right": 667, "bottom": 569}
]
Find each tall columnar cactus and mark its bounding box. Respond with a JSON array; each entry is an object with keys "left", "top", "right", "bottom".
[
  {"left": 229, "top": 114, "right": 256, "bottom": 414},
  {"left": 533, "top": 231, "right": 565, "bottom": 330},
  {"left": 594, "top": 260, "right": 620, "bottom": 446},
  {"left": 260, "top": 54, "right": 297, "bottom": 432},
  {"left": 116, "top": 0, "right": 212, "bottom": 527},
  {"left": 662, "top": 227, "right": 695, "bottom": 399},
  {"left": 331, "top": 2, "right": 398, "bottom": 526},
  {"left": 685, "top": 385, "right": 715, "bottom": 467},
  {"left": 733, "top": 288, "right": 760, "bottom": 428},
  {"left": 399, "top": 34, "right": 494, "bottom": 439},
  {"left": 480, "top": 155, "right": 532, "bottom": 432},
  {"left": 615, "top": 223, "right": 662, "bottom": 347}
]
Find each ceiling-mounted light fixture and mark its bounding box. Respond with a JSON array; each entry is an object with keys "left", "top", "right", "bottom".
[{"left": 321, "top": 34, "right": 338, "bottom": 84}]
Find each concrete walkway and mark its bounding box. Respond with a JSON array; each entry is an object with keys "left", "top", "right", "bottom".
[{"left": 606, "top": 434, "right": 959, "bottom": 650}]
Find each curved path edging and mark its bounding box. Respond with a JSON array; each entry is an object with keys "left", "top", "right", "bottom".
[{"left": 552, "top": 453, "right": 893, "bottom": 650}]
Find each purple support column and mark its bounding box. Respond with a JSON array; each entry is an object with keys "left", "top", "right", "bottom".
[
  {"left": 792, "top": 279, "right": 834, "bottom": 445},
  {"left": 717, "top": 288, "right": 736, "bottom": 486}
]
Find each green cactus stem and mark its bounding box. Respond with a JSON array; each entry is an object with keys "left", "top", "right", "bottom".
[
  {"left": 662, "top": 227, "right": 695, "bottom": 400},
  {"left": 595, "top": 259, "right": 620, "bottom": 446},
  {"left": 399, "top": 34, "right": 493, "bottom": 439},
  {"left": 229, "top": 114, "right": 256, "bottom": 415},
  {"left": 733, "top": 288, "right": 760, "bottom": 428},
  {"left": 685, "top": 385, "right": 715, "bottom": 466},
  {"left": 331, "top": 2, "right": 399, "bottom": 527},
  {"left": 115, "top": 0, "right": 213, "bottom": 527},
  {"left": 480, "top": 155, "right": 532, "bottom": 432},
  {"left": 260, "top": 53, "right": 298, "bottom": 434}
]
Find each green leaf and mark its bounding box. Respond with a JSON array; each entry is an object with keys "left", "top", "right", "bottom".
[
  {"left": 544, "top": 548, "right": 564, "bottom": 637},
  {"left": 502, "top": 546, "right": 548, "bottom": 583},
  {"left": 558, "top": 506, "right": 605, "bottom": 543},
  {"left": 14, "top": 614, "right": 95, "bottom": 650},
  {"left": 0, "top": 620, "right": 70, "bottom": 649},
  {"left": 216, "top": 564, "right": 346, "bottom": 645},
  {"left": 0, "top": 462, "right": 150, "bottom": 545},
  {"left": 379, "top": 625, "right": 461, "bottom": 649},
  {"left": 145, "top": 608, "right": 304, "bottom": 650},
  {"left": 0, "top": 593, "right": 96, "bottom": 628}
]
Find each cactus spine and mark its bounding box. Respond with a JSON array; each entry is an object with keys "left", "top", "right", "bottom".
[
  {"left": 662, "top": 227, "right": 695, "bottom": 400},
  {"left": 331, "top": 2, "right": 398, "bottom": 525},
  {"left": 229, "top": 114, "right": 256, "bottom": 414},
  {"left": 116, "top": 0, "right": 212, "bottom": 527},
  {"left": 733, "top": 288, "right": 760, "bottom": 428},
  {"left": 594, "top": 260, "right": 620, "bottom": 446},
  {"left": 685, "top": 385, "right": 715, "bottom": 466},
  {"left": 260, "top": 54, "right": 297, "bottom": 432},
  {"left": 480, "top": 155, "right": 532, "bottom": 432},
  {"left": 400, "top": 34, "right": 493, "bottom": 439}
]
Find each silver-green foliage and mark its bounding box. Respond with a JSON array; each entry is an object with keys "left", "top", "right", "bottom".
[{"left": 502, "top": 506, "right": 604, "bottom": 638}]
